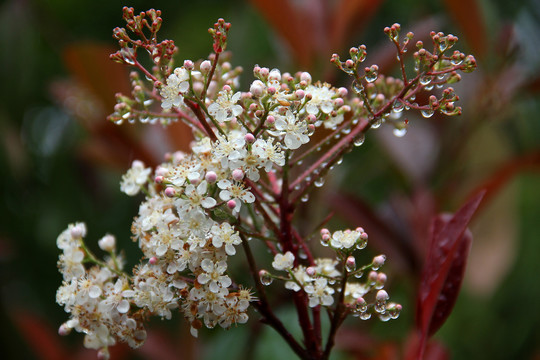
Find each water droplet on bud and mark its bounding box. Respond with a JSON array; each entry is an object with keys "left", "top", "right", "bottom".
[
  {"left": 259, "top": 271, "right": 273, "bottom": 286},
  {"left": 353, "top": 134, "right": 365, "bottom": 147},
  {"left": 421, "top": 109, "right": 434, "bottom": 118},
  {"left": 314, "top": 178, "right": 325, "bottom": 187}
]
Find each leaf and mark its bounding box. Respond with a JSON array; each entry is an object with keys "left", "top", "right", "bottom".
[
  {"left": 415, "top": 190, "right": 485, "bottom": 357},
  {"left": 12, "top": 311, "right": 70, "bottom": 360}
]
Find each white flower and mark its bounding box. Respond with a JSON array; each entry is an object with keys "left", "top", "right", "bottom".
[
  {"left": 175, "top": 180, "right": 216, "bottom": 213},
  {"left": 315, "top": 258, "right": 341, "bottom": 278},
  {"left": 305, "top": 84, "right": 336, "bottom": 115},
  {"left": 217, "top": 179, "right": 255, "bottom": 214},
  {"left": 198, "top": 259, "right": 232, "bottom": 293},
  {"left": 208, "top": 89, "right": 243, "bottom": 122},
  {"left": 270, "top": 110, "right": 310, "bottom": 150},
  {"left": 304, "top": 278, "right": 335, "bottom": 307},
  {"left": 160, "top": 67, "right": 190, "bottom": 109},
  {"left": 210, "top": 223, "right": 241, "bottom": 255},
  {"left": 120, "top": 160, "right": 152, "bottom": 196},
  {"left": 252, "top": 138, "right": 285, "bottom": 170},
  {"left": 272, "top": 251, "right": 295, "bottom": 271},
  {"left": 330, "top": 229, "right": 360, "bottom": 249}
]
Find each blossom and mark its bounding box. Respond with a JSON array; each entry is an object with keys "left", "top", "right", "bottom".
[
  {"left": 304, "top": 278, "right": 335, "bottom": 307},
  {"left": 217, "top": 179, "right": 255, "bottom": 214},
  {"left": 305, "top": 84, "right": 336, "bottom": 115},
  {"left": 160, "top": 67, "right": 190, "bottom": 109},
  {"left": 270, "top": 110, "right": 310, "bottom": 150},
  {"left": 208, "top": 89, "right": 243, "bottom": 122},
  {"left": 210, "top": 223, "right": 241, "bottom": 255},
  {"left": 272, "top": 251, "right": 295, "bottom": 271},
  {"left": 175, "top": 180, "right": 216, "bottom": 213},
  {"left": 330, "top": 229, "right": 361, "bottom": 249},
  {"left": 198, "top": 259, "right": 232, "bottom": 293},
  {"left": 120, "top": 160, "right": 152, "bottom": 196}
]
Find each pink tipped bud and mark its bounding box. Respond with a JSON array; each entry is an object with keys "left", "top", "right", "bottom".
[
  {"left": 259, "top": 67, "right": 269, "bottom": 78},
  {"left": 295, "top": 89, "right": 305, "bottom": 99},
  {"left": 345, "top": 59, "right": 354, "bottom": 68},
  {"left": 308, "top": 124, "right": 315, "bottom": 133},
  {"left": 266, "top": 115, "right": 275, "bottom": 125},
  {"left": 232, "top": 169, "right": 244, "bottom": 181},
  {"left": 307, "top": 114, "right": 317, "bottom": 123},
  {"left": 58, "top": 323, "right": 71, "bottom": 336},
  {"left": 205, "top": 171, "right": 218, "bottom": 183},
  {"left": 322, "top": 234, "right": 331, "bottom": 242},
  {"left": 244, "top": 133, "right": 255, "bottom": 144},
  {"left": 377, "top": 273, "right": 387, "bottom": 285},
  {"left": 320, "top": 228, "right": 330, "bottom": 236},
  {"left": 372, "top": 255, "right": 386, "bottom": 269},
  {"left": 355, "top": 227, "right": 364, "bottom": 233},
  {"left": 97, "top": 348, "right": 110, "bottom": 360},
  {"left": 184, "top": 59, "right": 194, "bottom": 70},
  {"left": 164, "top": 187, "right": 176, "bottom": 197},
  {"left": 346, "top": 256, "right": 356, "bottom": 269},
  {"left": 267, "top": 86, "right": 276, "bottom": 95},
  {"left": 334, "top": 98, "right": 344, "bottom": 107},
  {"left": 368, "top": 271, "right": 378, "bottom": 283},
  {"left": 156, "top": 165, "right": 169, "bottom": 177},
  {"left": 376, "top": 290, "right": 389, "bottom": 302},
  {"left": 249, "top": 103, "right": 259, "bottom": 111},
  {"left": 300, "top": 71, "right": 312, "bottom": 83},
  {"left": 306, "top": 267, "right": 316, "bottom": 276},
  {"left": 200, "top": 60, "right": 212, "bottom": 74},
  {"left": 356, "top": 297, "right": 367, "bottom": 306},
  {"left": 154, "top": 175, "right": 164, "bottom": 184},
  {"left": 227, "top": 200, "right": 237, "bottom": 209},
  {"left": 223, "top": 84, "right": 231, "bottom": 92},
  {"left": 149, "top": 257, "right": 158, "bottom": 265},
  {"left": 338, "top": 87, "right": 348, "bottom": 97}
]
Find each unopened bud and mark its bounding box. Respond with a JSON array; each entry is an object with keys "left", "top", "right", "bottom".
[
  {"left": 244, "top": 133, "right": 255, "bottom": 144},
  {"left": 232, "top": 169, "right": 244, "bottom": 181},
  {"left": 227, "top": 200, "right": 237, "bottom": 209},
  {"left": 98, "top": 234, "right": 116, "bottom": 252},
  {"left": 164, "top": 187, "right": 176, "bottom": 197},
  {"left": 205, "top": 171, "right": 218, "bottom": 183},
  {"left": 200, "top": 60, "right": 212, "bottom": 74}
]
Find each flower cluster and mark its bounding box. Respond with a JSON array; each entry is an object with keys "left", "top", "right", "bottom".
[{"left": 57, "top": 8, "right": 476, "bottom": 359}]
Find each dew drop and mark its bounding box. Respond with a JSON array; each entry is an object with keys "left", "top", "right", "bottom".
[
  {"left": 314, "top": 178, "right": 325, "bottom": 187},
  {"left": 336, "top": 157, "right": 343, "bottom": 165},
  {"left": 371, "top": 118, "right": 383, "bottom": 129},
  {"left": 360, "top": 312, "right": 371, "bottom": 320},
  {"left": 365, "top": 73, "right": 377, "bottom": 83},
  {"left": 260, "top": 271, "right": 273, "bottom": 286},
  {"left": 421, "top": 109, "right": 434, "bottom": 118},
  {"left": 439, "top": 41, "right": 448, "bottom": 52},
  {"left": 379, "top": 311, "right": 391, "bottom": 322},
  {"left": 352, "top": 80, "right": 364, "bottom": 94},
  {"left": 419, "top": 75, "right": 432, "bottom": 86},
  {"left": 301, "top": 194, "right": 309, "bottom": 202},
  {"left": 392, "top": 100, "right": 404, "bottom": 113},
  {"left": 353, "top": 134, "right": 365, "bottom": 147}
]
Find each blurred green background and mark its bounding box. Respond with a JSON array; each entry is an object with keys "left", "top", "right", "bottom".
[{"left": 1, "top": 0, "right": 539, "bottom": 359}]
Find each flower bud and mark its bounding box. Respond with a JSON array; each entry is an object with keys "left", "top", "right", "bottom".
[
  {"left": 205, "top": 171, "right": 218, "bottom": 183},
  {"left": 200, "top": 60, "right": 212, "bottom": 74},
  {"left": 98, "top": 234, "right": 116, "bottom": 252},
  {"left": 227, "top": 200, "right": 237, "bottom": 209},
  {"left": 232, "top": 169, "right": 244, "bottom": 181},
  {"left": 165, "top": 187, "right": 176, "bottom": 197}
]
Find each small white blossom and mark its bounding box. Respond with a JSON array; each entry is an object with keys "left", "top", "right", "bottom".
[
  {"left": 160, "top": 67, "right": 190, "bottom": 109},
  {"left": 304, "top": 278, "right": 335, "bottom": 307},
  {"left": 272, "top": 251, "right": 295, "bottom": 271},
  {"left": 120, "top": 160, "right": 152, "bottom": 196},
  {"left": 217, "top": 179, "right": 255, "bottom": 214},
  {"left": 270, "top": 110, "right": 310, "bottom": 150},
  {"left": 208, "top": 89, "right": 243, "bottom": 122}
]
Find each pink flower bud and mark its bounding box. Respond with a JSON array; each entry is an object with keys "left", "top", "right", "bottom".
[
  {"left": 377, "top": 272, "right": 387, "bottom": 285},
  {"left": 223, "top": 84, "right": 231, "bottom": 92},
  {"left": 345, "top": 59, "right": 354, "bottom": 68},
  {"left": 334, "top": 98, "right": 344, "bottom": 107},
  {"left": 376, "top": 290, "right": 389, "bottom": 302},
  {"left": 184, "top": 59, "right": 194, "bottom": 70},
  {"left": 70, "top": 224, "right": 86, "bottom": 239},
  {"left": 300, "top": 72, "right": 312, "bottom": 83},
  {"left": 154, "top": 175, "right": 164, "bottom": 184},
  {"left": 149, "top": 257, "right": 158, "bottom": 265},
  {"left": 266, "top": 115, "right": 275, "bottom": 125},
  {"left": 244, "top": 133, "right": 255, "bottom": 144},
  {"left": 295, "top": 89, "right": 305, "bottom": 99},
  {"left": 307, "top": 114, "right": 317, "bottom": 123},
  {"left": 205, "top": 171, "right": 218, "bottom": 183},
  {"left": 372, "top": 255, "right": 386, "bottom": 269},
  {"left": 259, "top": 67, "right": 269, "bottom": 79},
  {"left": 368, "top": 271, "right": 378, "bottom": 283},
  {"left": 306, "top": 267, "right": 316, "bottom": 276},
  {"left": 232, "top": 169, "right": 244, "bottom": 181},
  {"left": 267, "top": 86, "right": 276, "bottom": 95},
  {"left": 249, "top": 103, "right": 259, "bottom": 111},
  {"left": 164, "top": 187, "right": 176, "bottom": 197},
  {"left": 227, "top": 200, "right": 237, "bottom": 209},
  {"left": 200, "top": 60, "right": 212, "bottom": 74}
]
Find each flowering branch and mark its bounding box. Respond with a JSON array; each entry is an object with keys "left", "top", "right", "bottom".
[{"left": 55, "top": 7, "right": 476, "bottom": 360}]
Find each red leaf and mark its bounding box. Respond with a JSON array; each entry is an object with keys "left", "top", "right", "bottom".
[
  {"left": 415, "top": 190, "right": 485, "bottom": 358},
  {"left": 12, "top": 311, "right": 70, "bottom": 360}
]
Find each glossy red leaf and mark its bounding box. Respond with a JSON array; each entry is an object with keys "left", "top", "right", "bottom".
[{"left": 415, "top": 190, "right": 485, "bottom": 357}]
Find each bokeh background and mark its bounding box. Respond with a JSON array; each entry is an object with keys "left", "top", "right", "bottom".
[{"left": 1, "top": 0, "right": 540, "bottom": 359}]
